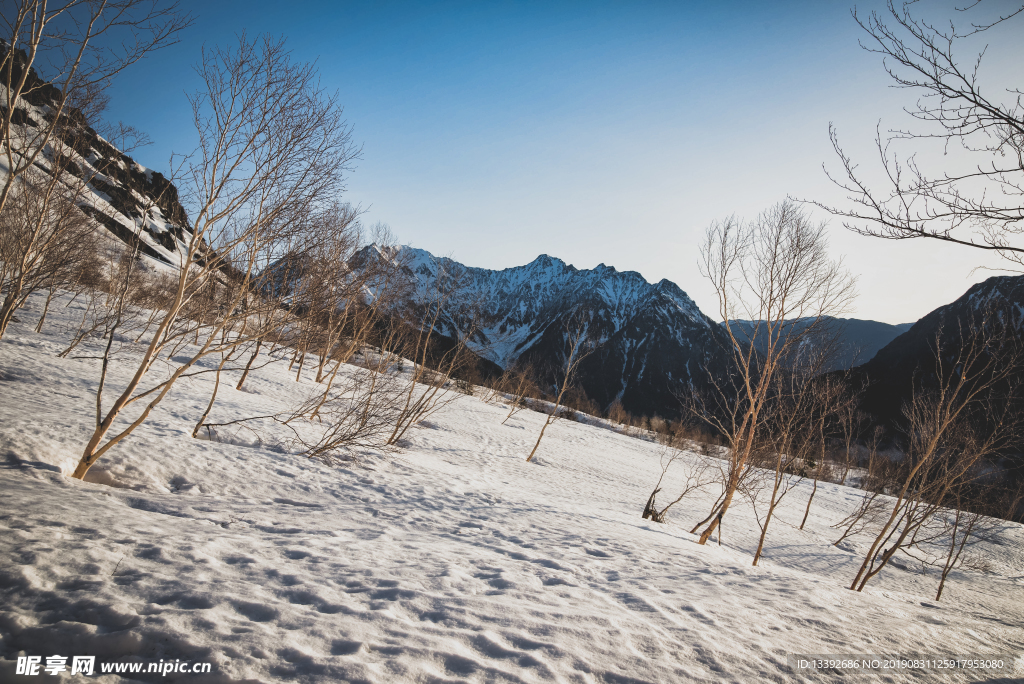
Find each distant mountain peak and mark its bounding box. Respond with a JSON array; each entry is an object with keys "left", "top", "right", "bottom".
[{"left": 391, "top": 246, "right": 732, "bottom": 417}]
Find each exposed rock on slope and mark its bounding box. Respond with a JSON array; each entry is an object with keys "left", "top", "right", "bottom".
[
  {"left": 391, "top": 247, "right": 733, "bottom": 418},
  {"left": 1, "top": 45, "right": 192, "bottom": 267}
]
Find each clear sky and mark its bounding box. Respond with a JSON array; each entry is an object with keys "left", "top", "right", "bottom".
[{"left": 102, "top": 0, "right": 1024, "bottom": 324}]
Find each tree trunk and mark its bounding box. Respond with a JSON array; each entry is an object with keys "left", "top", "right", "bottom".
[
  {"left": 642, "top": 488, "right": 661, "bottom": 520},
  {"left": 935, "top": 576, "right": 948, "bottom": 601},
  {"left": 236, "top": 340, "right": 262, "bottom": 390},
  {"left": 526, "top": 416, "right": 554, "bottom": 462},
  {"left": 193, "top": 354, "right": 229, "bottom": 437},
  {"left": 698, "top": 487, "right": 735, "bottom": 544},
  {"left": 35, "top": 287, "right": 56, "bottom": 333},
  {"left": 0, "top": 287, "right": 22, "bottom": 339},
  {"left": 753, "top": 480, "right": 786, "bottom": 565},
  {"left": 309, "top": 358, "right": 344, "bottom": 421},
  {"left": 801, "top": 450, "right": 827, "bottom": 530},
  {"left": 96, "top": 323, "right": 119, "bottom": 427},
  {"left": 690, "top": 492, "right": 726, "bottom": 534},
  {"left": 800, "top": 478, "right": 819, "bottom": 530}
]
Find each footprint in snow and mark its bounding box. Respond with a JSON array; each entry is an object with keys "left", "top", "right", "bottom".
[
  {"left": 232, "top": 601, "right": 278, "bottom": 622},
  {"left": 330, "top": 640, "right": 364, "bottom": 655}
]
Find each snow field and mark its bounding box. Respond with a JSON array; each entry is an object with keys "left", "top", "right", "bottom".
[{"left": 1, "top": 290, "right": 1023, "bottom": 683}]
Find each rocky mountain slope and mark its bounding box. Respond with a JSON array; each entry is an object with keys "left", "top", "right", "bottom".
[
  {"left": 391, "top": 247, "right": 734, "bottom": 418},
  {"left": 1, "top": 46, "right": 192, "bottom": 268}
]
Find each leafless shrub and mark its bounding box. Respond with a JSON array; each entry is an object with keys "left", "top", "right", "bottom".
[
  {"left": 284, "top": 367, "right": 404, "bottom": 464},
  {"left": 0, "top": 170, "right": 98, "bottom": 337},
  {"left": 849, "top": 315, "right": 1023, "bottom": 593},
  {"left": 607, "top": 399, "right": 629, "bottom": 425},
  {"left": 71, "top": 33, "right": 357, "bottom": 479},
  {"left": 642, "top": 444, "right": 716, "bottom": 524},
  {"left": 958, "top": 552, "right": 992, "bottom": 575},
  {"left": 690, "top": 199, "right": 856, "bottom": 549},
  {"left": 500, "top": 362, "right": 539, "bottom": 425}
]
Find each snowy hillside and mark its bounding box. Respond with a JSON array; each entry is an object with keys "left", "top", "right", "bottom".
[
  {"left": 373, "top": 246, "right": 733, "bottom": 418},
  {"left": 2, "top": 289, "right": 1023, "bottom": 682}
]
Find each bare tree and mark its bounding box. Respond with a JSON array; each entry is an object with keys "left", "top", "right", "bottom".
[
  {"left": 815, "top": 1, "right": 1024, "bottom": 267},
  {"left": 270, "top": 230, "right": 421, "bottom": 458},
  {"left": 832, "top": 425, "right": 891, "bottom": 548},
  {"left": 642, "top": 443, "right": 715, "bottom": 524},
  {"left": 525, "top": 309, "right": 596, "bottom": 463},
  {"left": 931, "top": 484, "right": 993, "bottom": 602},
  {"left": 384, "top": 287, "right": 479, "bottom": 446},
  {"left": 190, "top": 331, "right": 245, "bottom": 438},
  {"left": 70, "top": 34, "right": 357, "bottom": 479},
  {"left": 798, "top": 373, "right": 854, "bottom": 530},
  {"left": 836, "top": 401, "right": 868, "bottom": 486},
  {"left": 749, "top": 360, "right": 821, "bottom": 564},
  {"left": 692, "top": 200, "right": 856, "bottom": 545},
  {"left": 849, "top": 318, "right": 1022, "bottom": 592},
  {"left": 276, "top": 345, "right": 406, "bottom": 464},
  {"left": 285, "top": 216, "right": 372, "bottom": 383},
  {"left": 1, "top": 6, "right": 189, "bottom": 342},
  {"left": 498, "top": 362, "right": 538, "bottom": 425},
  {"left": 0, "top": 166, "right": 97, "bottom": 337},
  {"left": 929, "top": 481, "right": 1024, "bottom": 600}
]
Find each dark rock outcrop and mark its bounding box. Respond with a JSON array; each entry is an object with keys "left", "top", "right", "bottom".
[{"left": 2, "top": 44, "right": 192, "bottom": 265}]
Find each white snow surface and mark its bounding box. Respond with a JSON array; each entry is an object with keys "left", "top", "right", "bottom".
[{"left": 1, "top": 291, "right": 1023, "bottom": 683}]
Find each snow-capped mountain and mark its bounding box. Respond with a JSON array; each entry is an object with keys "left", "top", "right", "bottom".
[
  {"left": 1, "top": 46, "right": 192, "bottom": 268},
  {"left": 391, "top": 246, "right": 734, "bottom": 418}
]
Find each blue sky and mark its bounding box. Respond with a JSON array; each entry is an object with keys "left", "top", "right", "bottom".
[{"left": 104, "top": 0, "right": 1024, "bottom": 323}]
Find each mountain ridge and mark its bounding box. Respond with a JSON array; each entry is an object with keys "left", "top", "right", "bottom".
[
  {"left": 727, "top": 317, "right": 915, "bottom": 373},
  {"left": 854, "top": 273, "right": 1024, "bottom": 425},
  {"left": 385, "top": 245, "right": 732, "bottom": 418}
]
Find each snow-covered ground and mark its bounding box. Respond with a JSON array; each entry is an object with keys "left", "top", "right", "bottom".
[{"left": 1, "top": 290, "right": 1022, "bottom": 683}]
